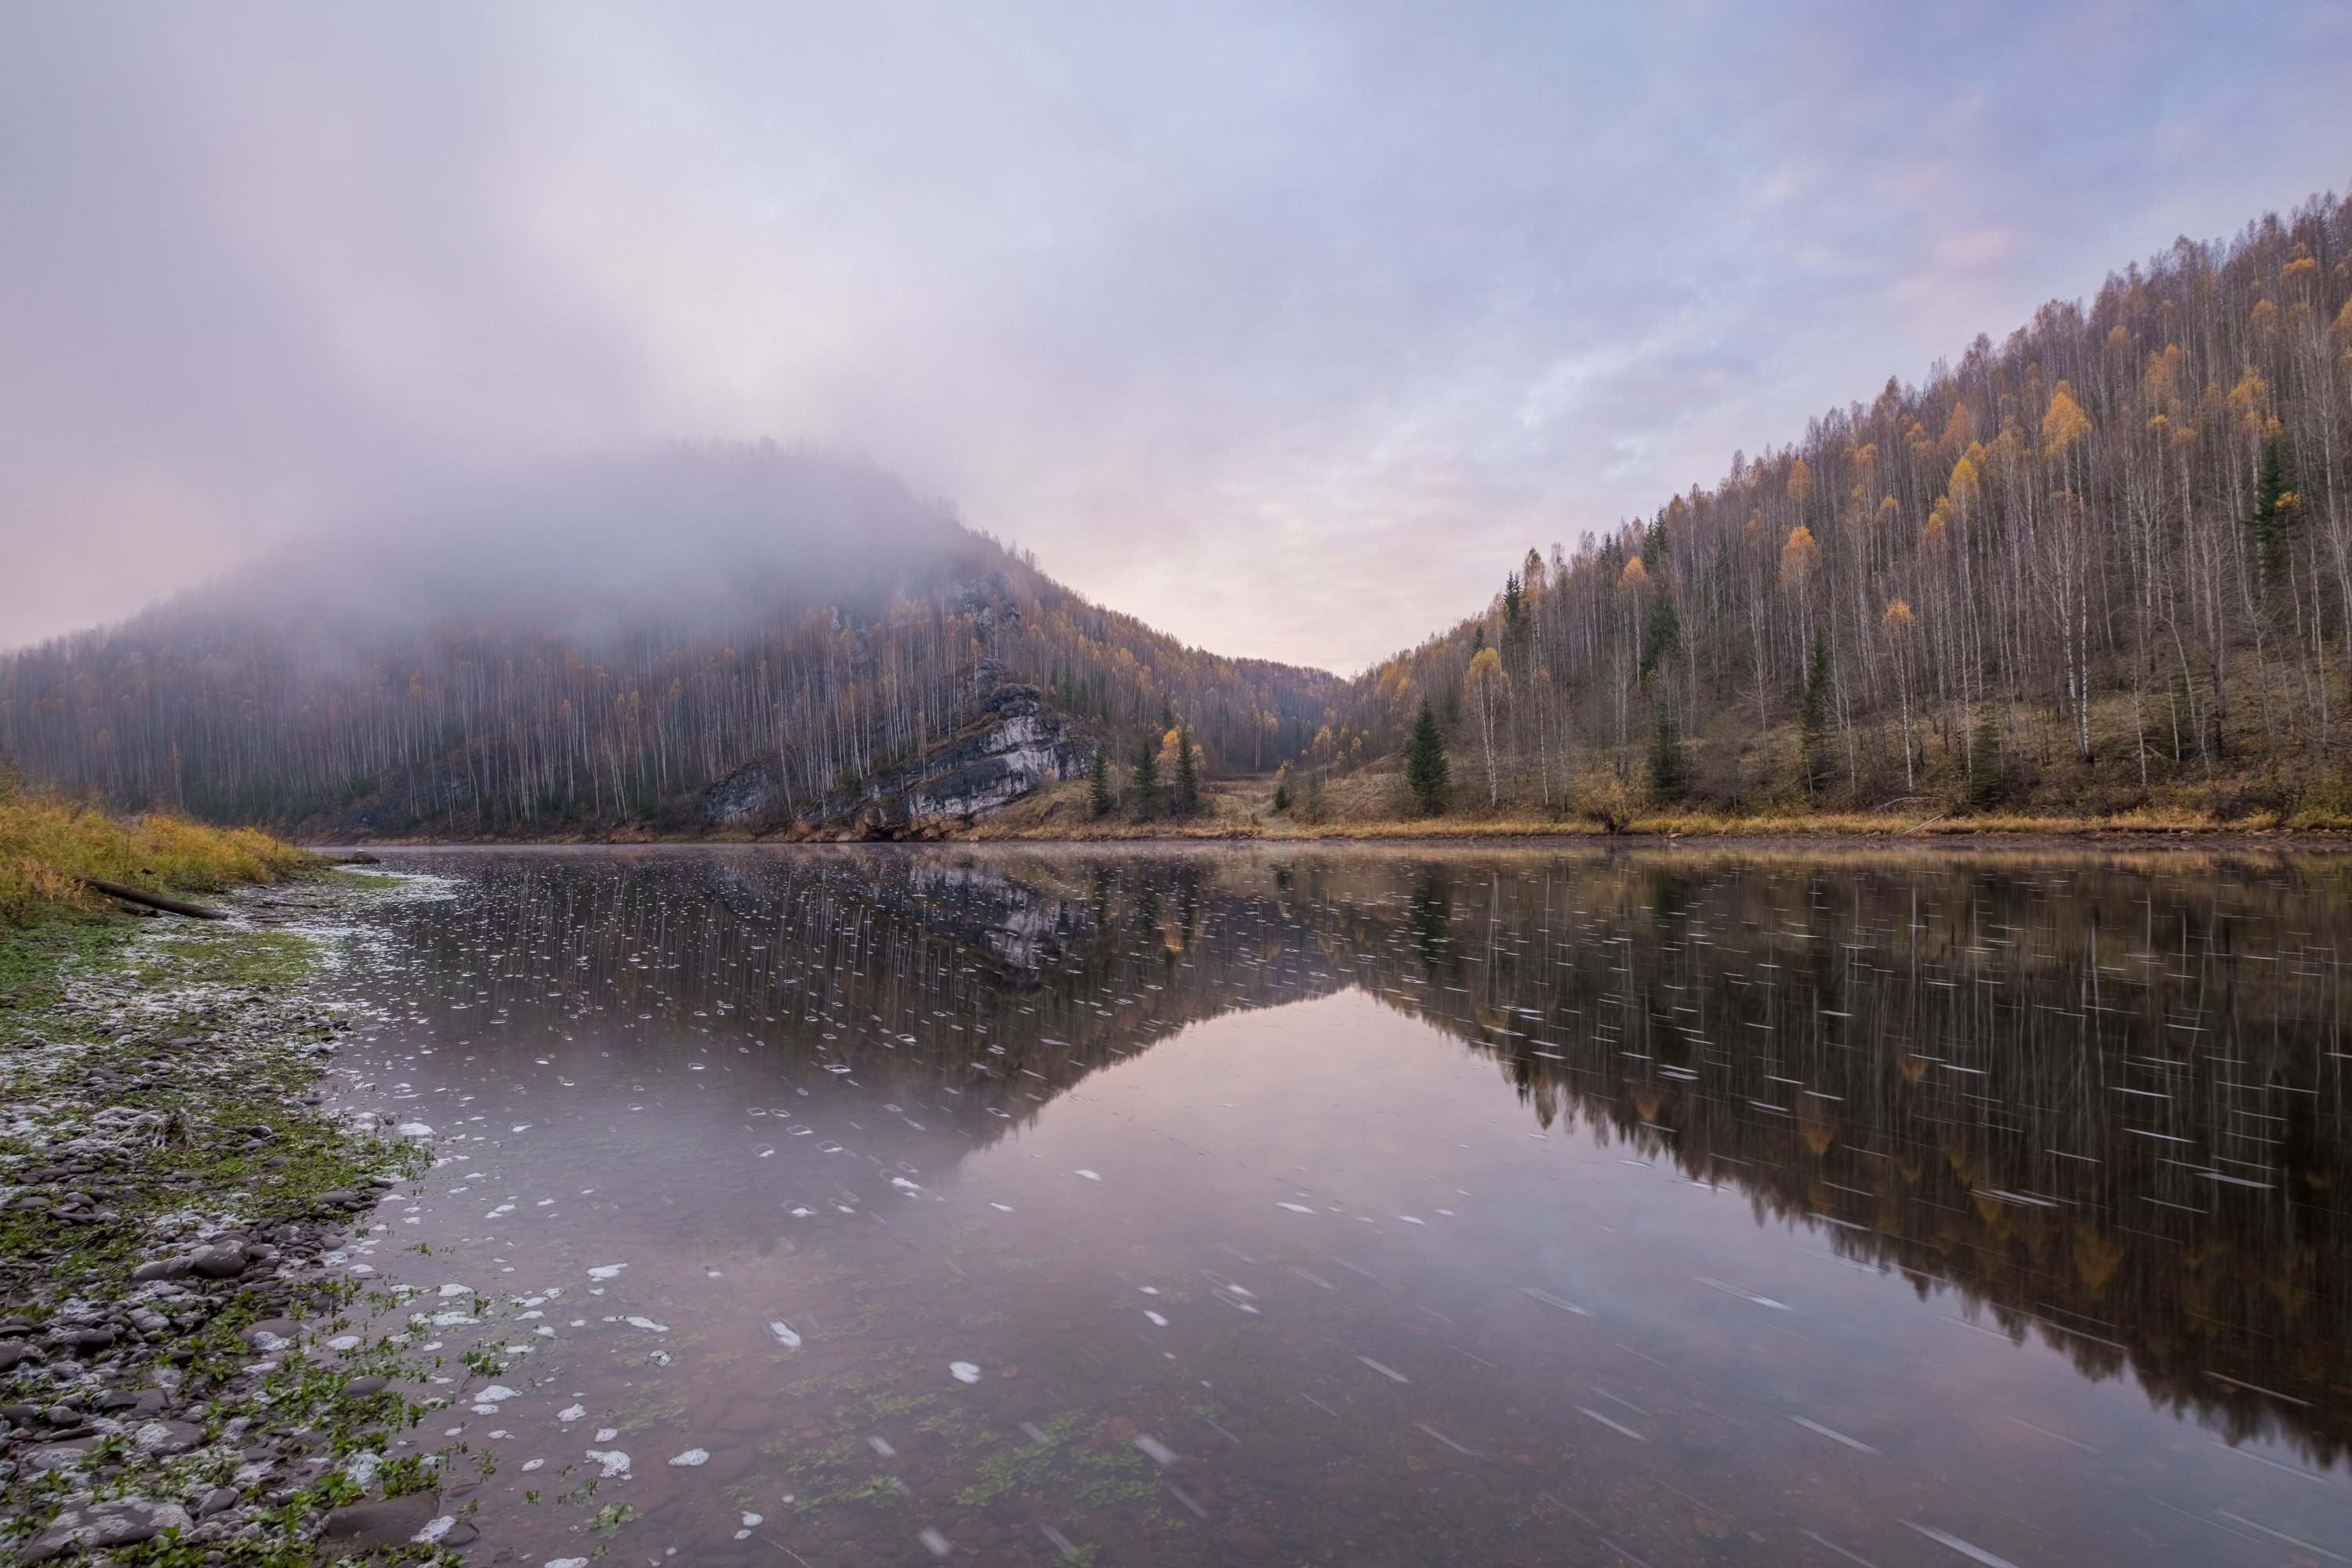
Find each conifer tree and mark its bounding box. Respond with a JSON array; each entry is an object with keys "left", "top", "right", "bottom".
[
  {"left": 1799, "top": 629, "right": 1833, "bottom": 799},
  {"left": 1639, "top": 582, "right": 1682, "bottom": 681},
  {"left": 1132, "top": 734, "right": 1160, "bottom": 818},
  {"left": 1087, "top": 746, "right": 1111, "bottom": 818},
  {"left": 2245, "top": 434, "right": 2299, "bottom": 593},
  {"left": 1646, "top": 697, "right": 1688, "bottom": 803},
  {"left": 1968, "top": 706, "right": 2005, "bottom": 806},
  {"left": 1173, "top": 725, "right": 1199, "bottom": 813},
  {"left": 1405, "top": 698, "right": 1449, "bottom": 814}
]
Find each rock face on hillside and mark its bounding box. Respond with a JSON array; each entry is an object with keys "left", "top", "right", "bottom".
[{"left": 702, "top": 684, "right": 1087, "bottom": 835}]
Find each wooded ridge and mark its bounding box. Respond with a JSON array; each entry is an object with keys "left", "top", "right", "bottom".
[
  {"left": 1308, "top": 193, "right": 2352, "bottom": 824},
  {"left": 5, "top": 192, "right": 2350, "bottom": 833}
]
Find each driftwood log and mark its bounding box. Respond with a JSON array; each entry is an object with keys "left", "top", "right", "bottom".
[{"left": 78, "top": 877, "right": 228, "bottom": 920}]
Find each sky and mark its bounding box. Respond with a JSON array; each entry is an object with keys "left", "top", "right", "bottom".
[{"left": 2, "top": 3, "right": 2346, "bottom": 673}]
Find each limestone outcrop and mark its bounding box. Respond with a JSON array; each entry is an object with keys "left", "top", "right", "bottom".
[{"left": 701, "top": 684, "right": 1086, "bottom": 835}]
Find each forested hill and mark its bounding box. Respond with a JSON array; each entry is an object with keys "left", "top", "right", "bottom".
[
  {"left": 0, "top": 447, "right": 1333, "bottom": 832},
  {"left": 1316, "top": 193, "right": 2352, "bottom": 820}
]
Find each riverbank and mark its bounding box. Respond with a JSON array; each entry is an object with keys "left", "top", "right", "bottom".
[
  {"left": 299, "top": 771, "right": 2352, "bottom": 849},
  {"left": 0, "top": 873, "right": 466, "bottom": 1566}
]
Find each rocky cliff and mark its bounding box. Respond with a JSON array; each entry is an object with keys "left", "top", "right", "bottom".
[{"left": 701, "top": 684, "right": 1087, "bottom": 837}]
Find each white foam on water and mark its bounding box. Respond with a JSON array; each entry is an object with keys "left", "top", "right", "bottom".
[
  {"left": 668, "top": 1448, "right": 710, "bottom": 1467},
  {"left": 950, "top": 1361, "right": 981, "bottom": 1383}
]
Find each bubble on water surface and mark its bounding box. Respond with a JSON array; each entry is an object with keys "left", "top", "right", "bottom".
[{"left": 949, "top": 1361, "right": 981, "bottom": 1383}]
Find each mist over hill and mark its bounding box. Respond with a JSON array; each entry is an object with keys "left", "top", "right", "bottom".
[
  {"left": 11, "top": 194, "right": 2352, "bottom": 835},
  {"left": 0, "top": 445, "right": 1334, "bottom": 833}
]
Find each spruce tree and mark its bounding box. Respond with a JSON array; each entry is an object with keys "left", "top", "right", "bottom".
[
  {"left": 2245, "top": 434, "right": 2298, "bottom": 593},
  {"left": 1173, "top": 725, "right": 1199, "bottom": 813},
  {"left": 1132, "top": 734, "right": 1160, "bottom": 818},
  {"left": 1967, "top": 706, "right": 2005, "bottom": 806},
  {"left": 1639, "top": 582, "right": 1682, "bottom": 681},
  {"left": 1087, "top": 746, "right": 1111, "bottom": 817},
  {"left": 1798, "top": 629, "right": 1833, "bottom": 799},
  {"left": 1405, "top": 698, "right": 1450, "bottom": 814},
  {"left": 1646, "top": 697, "right": 1688, "bottom": 803}
]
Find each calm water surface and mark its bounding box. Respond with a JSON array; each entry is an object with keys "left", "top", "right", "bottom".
[{"left": 327, "top": 846, "right": 2352, "bottom": 1566}]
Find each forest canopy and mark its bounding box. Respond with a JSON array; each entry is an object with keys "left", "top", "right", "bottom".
[{"left": 1308, "top": 194, "right": 2352, "bottom": 818}]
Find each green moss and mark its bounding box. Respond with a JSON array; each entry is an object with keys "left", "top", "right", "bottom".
[
  {"left": 953, "top": 1410, "right": 1149, "bottom": 1513},
  {"left": 126, "top": 925, "right": 322, "bottom": 991}
]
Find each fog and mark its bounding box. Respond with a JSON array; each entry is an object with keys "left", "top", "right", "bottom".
[
  {"left": 2, "top": 3, "right": 2348, "bottom": 670},
  {"left": 166, "top": 445, "right": 985, "bottom": 653}
]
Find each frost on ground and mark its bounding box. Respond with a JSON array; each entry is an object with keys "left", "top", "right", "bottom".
[{"left": 0, "top": 871, "right": 487, "bottom": 1566}]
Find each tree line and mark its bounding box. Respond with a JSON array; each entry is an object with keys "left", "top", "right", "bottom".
[
  {"left": 0, "top": 467, "right": 1331, "bottom": 831},
  {"left": 1319, "top": 193, "right": 2352, "bottom": 816}
]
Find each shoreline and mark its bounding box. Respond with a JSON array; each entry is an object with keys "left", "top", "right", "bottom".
[
  {"left": 315, "top": 822, "right": 2352, "bottom": 854},
  {"left": 0, "top": 873, "right": 464, "bottom": 1566}
]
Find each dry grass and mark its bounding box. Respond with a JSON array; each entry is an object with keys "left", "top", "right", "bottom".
[
  {"left": 0, "top": 776, "right": 313, "bottom": 925},
  {"left": 961, "top": 770, "right": 2329, "bottom": 844}
]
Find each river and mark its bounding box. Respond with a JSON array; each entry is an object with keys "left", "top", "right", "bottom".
[{"left": 321, "top": 844, "right": 2352, "bottom": 1566}]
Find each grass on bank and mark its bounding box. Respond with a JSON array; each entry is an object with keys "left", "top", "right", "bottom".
[
  {"left": 962, "top": 764, "right": 2344, "bottom": 843},
  {"left": 0, "top": 774, "right": 313, "bottom": 925}
]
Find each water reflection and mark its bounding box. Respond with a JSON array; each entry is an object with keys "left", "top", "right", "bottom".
[{"left": 337, "top": 847, "right": 2352, "bottom": 1566}]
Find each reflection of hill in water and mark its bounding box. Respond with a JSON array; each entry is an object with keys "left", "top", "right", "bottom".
[{"left": 408, "top": 846, "right": 2352, "bottom": 1465}]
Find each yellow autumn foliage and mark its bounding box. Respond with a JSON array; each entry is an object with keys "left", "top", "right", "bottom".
[
  {"left": 0, "top": 775, "right": 310, "bottom": 926},
  {"left": 1779, "top": 525, "right": 1819, "bottom": 591},
  {"left": 2041, "top": 380, "right": 2092, "bottom": 456}
]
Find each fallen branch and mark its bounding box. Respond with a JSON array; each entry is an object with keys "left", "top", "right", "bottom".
[{"left": 77, "top": 876, "right": 228, "bottom": 920}]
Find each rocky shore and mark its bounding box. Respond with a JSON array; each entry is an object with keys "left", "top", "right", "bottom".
[{"left": 0, "top": 875, "right": 465, "bottom": 1566}]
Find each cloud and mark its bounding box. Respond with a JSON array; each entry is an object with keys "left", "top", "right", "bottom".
[{"left": 1, "top": 1, "right": 2346, "bottom": 671}]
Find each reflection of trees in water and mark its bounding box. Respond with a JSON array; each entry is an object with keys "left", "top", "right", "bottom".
[
  {"left": 1370, "top": 853, "right": 2352, "bottom": 1467},
  {"left": 394, "top": 848, "right": 2352, "bottom": 1465}
]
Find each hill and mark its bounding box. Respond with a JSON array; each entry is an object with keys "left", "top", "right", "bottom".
[
  {"left": 9, "top": 192, "right": 2352, "bottom": 840},
  {"left": 1303, "top": 192, "right": 2352, "bottom": 826},
  {"left": 0, "top": 445, "right": 1334, "bottom": 837}
]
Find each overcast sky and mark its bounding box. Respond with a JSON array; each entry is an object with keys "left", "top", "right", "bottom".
[{"left": 2, "top": 2, "right": 2345, "bottom": 672}]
